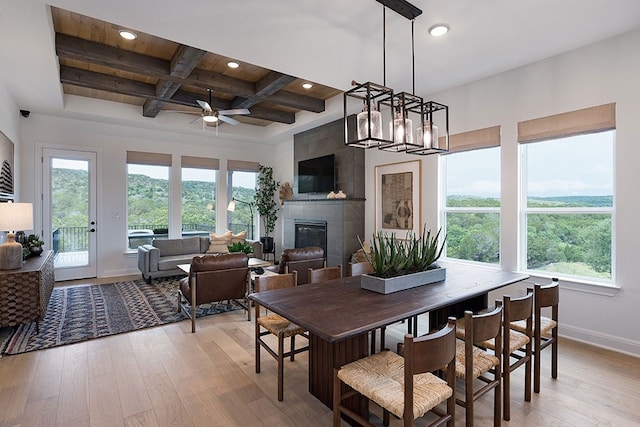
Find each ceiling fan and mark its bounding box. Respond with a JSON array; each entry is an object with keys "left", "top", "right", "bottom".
[{"left": 193, "top": 88, "right": 250, "bottom": 127}]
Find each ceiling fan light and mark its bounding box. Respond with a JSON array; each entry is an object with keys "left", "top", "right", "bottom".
[
  {"left": 118, "top": 29, "right": 137, "bottom": 40},
  {"left": 302, "top": 82, "right": 313, "bottom": 89},
  {"left": 227, "top": 61, "right": 239, "bottom": 69},
  {"left": 428, "top": 24, "right": 449, "bottom": 37},
  {"left": 203, "top": 115, "right": 218, "bottom": 123}
]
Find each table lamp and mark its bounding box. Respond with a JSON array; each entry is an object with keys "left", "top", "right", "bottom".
[{"left": 0, "top": 202, "right": 34, "bottom": 269}]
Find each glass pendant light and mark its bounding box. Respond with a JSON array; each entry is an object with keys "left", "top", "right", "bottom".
[
  {"left": 417, "top": 119, "right": 438, "bottom": 148},
  {"left": 390, "top": 108, "right": 413, "bottom": 144},
  {"left": 357, "top": 101, "right": 383, "bottom": 145}
]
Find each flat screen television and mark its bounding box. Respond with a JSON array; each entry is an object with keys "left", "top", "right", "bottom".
[{"left": 298, "top": 154, "right": 335, "bottom": 194}]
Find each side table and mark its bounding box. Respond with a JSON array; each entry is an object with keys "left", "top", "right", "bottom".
[{"left": 0, "top": 250, "right": 55, "bottom": 332}]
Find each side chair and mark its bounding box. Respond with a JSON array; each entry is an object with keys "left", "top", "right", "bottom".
[
  {"left": 254, "top": 271, "right": 309, "bottom": 401},
  {"left": 333, "top": 317, "right": 457, "bottom": 427},
  {"left": 455, "top": 303, "right": 503, "bottom": 427},
  {"left": 511, "top": 279, "right": 559, "bottom": 393},
  {"left": 308, "top": 265, "right": 342, "bottom": 283}
]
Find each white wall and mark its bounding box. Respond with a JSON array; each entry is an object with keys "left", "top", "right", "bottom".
[
  {"left": 364, "top": 29, "right": 640, "bottom": 355},
  {"left": 17, "top": 114, "right": 279, "bottom": 278}
]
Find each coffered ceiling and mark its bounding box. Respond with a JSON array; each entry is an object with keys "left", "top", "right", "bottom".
[{"left": 51, "top": 7, "right": 341, "bottom": 128}]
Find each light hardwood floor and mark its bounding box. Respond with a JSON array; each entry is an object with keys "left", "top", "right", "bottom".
[{"left": 1, "top": 276, "right": 639, "bottom": 426}]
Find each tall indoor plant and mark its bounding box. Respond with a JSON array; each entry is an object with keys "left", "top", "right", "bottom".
[{"left": 255, "top": 164, "right": 279, "bottom": 253}]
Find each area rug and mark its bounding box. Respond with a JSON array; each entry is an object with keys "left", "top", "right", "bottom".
[{"left": 1, "top": 276, "right": 241, "bottom": 356}]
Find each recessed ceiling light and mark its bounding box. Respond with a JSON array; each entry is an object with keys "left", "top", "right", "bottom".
[
  {"left": 118, "top": 29, "right": 137, "bottom": 40},
  {"left": 302, "top": 82, "right": 313, "bottom": 89},
  {"left": 227, "top": 61, "right": 239, "bottom": 69},
  {"left": 428, "top": 24, "right": 449, "bottom": 37}
]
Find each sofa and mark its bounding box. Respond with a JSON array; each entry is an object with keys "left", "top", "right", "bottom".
[{"left": 138, "top": 232, "right": 262, "bottom": 283}]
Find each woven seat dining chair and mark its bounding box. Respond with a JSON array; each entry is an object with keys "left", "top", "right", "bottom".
[
  {"left": 510, "top": 279, "right": 559, "bottom": 393},
  {"left": 348, "top": 261, "right": 374, "bottom": 277},
  {"left": 254, "top": 271, "right": 309, "bottom": 401},
  {"left": 307, "top": 265, "right": 342, "bottom": 283},
  {"left": 455, "top": 303, "right": 503, "bottom": 427},
  {"left": 333, "top": 317, "right": 457, "bottom": 427}
]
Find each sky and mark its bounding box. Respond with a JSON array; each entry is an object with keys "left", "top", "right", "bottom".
[{"left": 445, "top": 131, "right": 614, "bottom": 198}]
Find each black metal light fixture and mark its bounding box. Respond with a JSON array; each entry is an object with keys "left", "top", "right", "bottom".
[
  {"left": 344, "top": 0, "right": 449, "bottom": 155},
  {"left": 227, "top": 197, "right": 255, "bottom": 240}
]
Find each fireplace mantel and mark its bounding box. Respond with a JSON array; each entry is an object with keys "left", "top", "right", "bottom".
[{"left": 282, "top": 199, "right": 365, "bottom": 276}]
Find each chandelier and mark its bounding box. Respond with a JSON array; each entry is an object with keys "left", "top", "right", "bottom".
[{"left": 344, "top": 0, "right": 449, "bottom": 155}]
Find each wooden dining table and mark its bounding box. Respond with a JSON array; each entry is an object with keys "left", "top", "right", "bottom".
[{"left": 248, "top": 260, "right": 528, "bottom": 420}]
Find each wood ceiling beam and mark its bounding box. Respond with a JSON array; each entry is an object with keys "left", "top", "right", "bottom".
[
  {"left": 60, "top": 66, "right": 295, "bottom": 124},
  {"left": 143, "top": 45, "right": 207, "bottom": 118},
  {"left": 231, "top": 71, "right": 296, "bottom": 109},
  {"left": 55, "top": 33, "right": 326, "bottom": 115}
]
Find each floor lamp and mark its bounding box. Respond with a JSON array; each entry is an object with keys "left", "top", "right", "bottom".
[
  {"left": 227, "top": 197, "right": 255, "bottom": 240},
  {"left": 0, "top": 202, "right": 34, "bottom": 270}
]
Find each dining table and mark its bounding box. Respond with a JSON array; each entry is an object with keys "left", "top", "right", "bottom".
[{"left": 248, "top": 260, "right": 528, "bottom": 423}]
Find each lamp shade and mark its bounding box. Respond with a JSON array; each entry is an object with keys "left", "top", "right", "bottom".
[
  {"left": 0, "top": 202, "right": 33, "bottom": 232},
  {"left": 227, "top": 199, "right": 236, "bottom": 212}
]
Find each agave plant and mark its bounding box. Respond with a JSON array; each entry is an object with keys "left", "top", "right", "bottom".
[{"left": 359, "top": 225, "right": 446, "bottom": 278}]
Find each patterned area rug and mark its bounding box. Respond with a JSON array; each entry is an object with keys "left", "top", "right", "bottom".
[{"left": 1, "top": 276, "right": 241, "bottom": 356}]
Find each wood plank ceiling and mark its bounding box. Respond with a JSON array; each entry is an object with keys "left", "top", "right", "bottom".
[{"left": 51, "top": 7, "right": 341, "bottom": 127}]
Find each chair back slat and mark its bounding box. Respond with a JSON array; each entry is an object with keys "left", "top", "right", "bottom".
[
  {"left": 308, "top": 265, "right": 342, "bottom": 283},
  {"left": 466, "top": 302, "right": 503, "bottom": 344},
  {"left": 349, "top": 261, "right": 374, "bottom": 276},
  {"left": 536, "top": 282, "right": 560, "bottom": 307},
  {"left": 254, "top": 271, "right": 297, "bottom": 292},
  {"left": 408, "top": 317, "right": 457, "bottom": 375},
  {"left": 505, "top": 292, "right": 533, "bottom": 323}
]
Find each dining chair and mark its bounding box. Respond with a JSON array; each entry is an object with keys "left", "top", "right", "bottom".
[
  {"left": 348, "top": 261, "right": 374, "bottom": 276},
  {"left": 333, "top": 318, "right": 457, "bottom": 427},
  {"left": 455, "top": 303, "right": 503, "bottom": 427},
  {"left": 510, "top": 279, "right": 559, "bottom": 393},
  {"left": 308, "top": 265, "right": 342, "bottom": 283},
  {"left": 254, "top": 271, "right": 309, "bottom": 401},
  {"left": 455, "top": 292, "right": 533, "bottom": 421}
]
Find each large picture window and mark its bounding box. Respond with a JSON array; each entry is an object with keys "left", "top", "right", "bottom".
[
  {"left": 227, "top": 160, "right": 259, "bottom": 240},
  {"left": 443, "top": 147, "right": 500, "bottom": 264},
  {"left": 126, "top": 151, "right": 171, "bottom": 249},
  {"left": 181, "top": 156, "right": 218, "bottom": 238},
  {"left": 521, "top": 131, "right": 614, "bottom": 280}
]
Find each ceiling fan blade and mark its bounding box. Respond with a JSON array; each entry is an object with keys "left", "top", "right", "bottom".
[
  {"left": 196, "top": 100, "right": 212, "bottom": 112},
  {"left": 218, "top": 115, "right": 240, "bottom": 125},
  {"left": 217, "top": 108, "right": 250, "bottom": 116},
  {"left": 189, "top": 115, "right": 202, "bottom": 125}
]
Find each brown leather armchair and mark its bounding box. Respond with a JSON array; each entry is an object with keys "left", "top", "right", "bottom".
[
  {"left": 270, "top": 247, "right": 325, "bottom": 285},
  {"left": 178, "top": 253, "right": 250, "bottom": 332}
]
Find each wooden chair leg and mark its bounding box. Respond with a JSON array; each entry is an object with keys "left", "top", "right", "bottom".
[
  {"left": 290, "top": 335, "right": 296, "bottom": 361},
  {"left": 552, "top": 333, "right": 558, "bottom": 379},
  {"left": 380, "top": 326, "right": 386, "bottom": 350},
  {"left": 278, "top": 333, "right": 285, "bottom": 401},
  {"left": 525, "top": 346, "right": 532, "bottom": 402},
  {"left": 255, "top": 328, "right": 261, "bottom": 374},
  {"left": 332, "top": 369, "right": 342, "bottom": 427},
  {"left": 466, "top": 376, "right": 474, "bottom": 427},
  {"left": 370, "top": 329, "right": 377, "bottom": 354},
  {"left": 494, "top": 366, "right": 502, "bottom": 427},
  {"left": 504, "top": 358, "right": 511, "bottom": 421},
  {"left": 534, "top": 342, "right": 541, "bottom": 393}
]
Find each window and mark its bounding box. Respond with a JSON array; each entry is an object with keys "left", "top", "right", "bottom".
[
  {"left": 181, "top": 156, "right": 218, "bottom": 238},
  {"left": 441, "top": 125, "right": 501, "bottom": 264},
  {"left": 126, "top": 151, "right": 171, "bottom": 249},
  {"left": 521, "top": 131, "right": 614, "bottom": 280},
  {"left": 443, "top": 147, "right": 501, "bottom": 264},
  {"left": 227, "top": 160, "right": 259, "bottom": 240}
]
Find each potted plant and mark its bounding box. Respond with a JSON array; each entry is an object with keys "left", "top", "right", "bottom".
[
  {"left": 227, "top": 241, "right": 253, "bottom": 255},
  {"left": 27, "top": 234, "right": 45, "bottom": 257},
  {"left": 255, "top": 164, "right": 279, "bottom": 254},
  {"left": 359, "top": 225, "right": 447, "bottom": 294}
]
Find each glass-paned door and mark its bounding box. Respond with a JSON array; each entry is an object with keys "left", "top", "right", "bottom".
[{"left": 43, "top": 149, "right": 97, "bottom": 280}]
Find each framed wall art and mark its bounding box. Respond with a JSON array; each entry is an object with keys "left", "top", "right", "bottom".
[
  {"left": 0, "top": 130, "right": 15, "bottom": 202},
  {"left": 374, "top": 159, "right": 421, "bottom": 239}
]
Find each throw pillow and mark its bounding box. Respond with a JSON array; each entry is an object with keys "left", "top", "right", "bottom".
[
  {"left": 230, "top": 230, "right": 247, "bottom": 244},
  {"left": 207, "top": 230, "right": 232, "bottom": 253}
]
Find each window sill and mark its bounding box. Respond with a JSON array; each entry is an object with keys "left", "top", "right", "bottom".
[{"left": 520, "top": 270, "right": 621, "bottom": 297}]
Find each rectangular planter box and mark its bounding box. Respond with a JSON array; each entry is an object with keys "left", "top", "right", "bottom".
[{"left": 360, "top": 267, "right": 446, "bottom": 294}]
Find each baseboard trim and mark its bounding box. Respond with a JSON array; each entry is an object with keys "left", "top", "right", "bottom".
[{"left": 561, "top": 323, "right": 640, "bottom": 357}]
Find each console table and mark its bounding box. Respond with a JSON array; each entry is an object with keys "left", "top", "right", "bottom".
[{"left": 0, "top": 250, "right": 54, "bottom": 331}]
